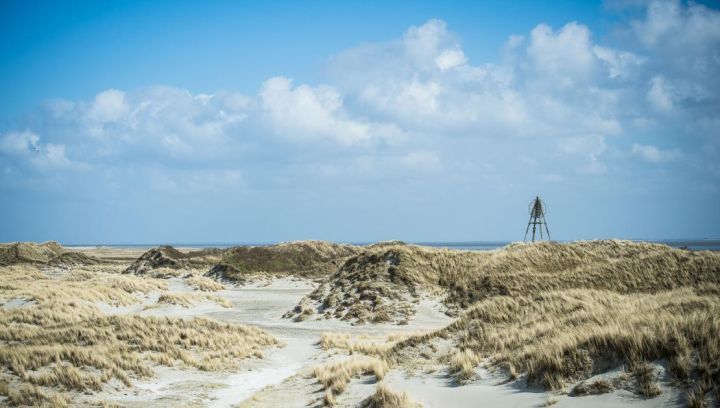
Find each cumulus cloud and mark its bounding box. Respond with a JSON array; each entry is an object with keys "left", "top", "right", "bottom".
[
  {"left": 259, "top": 76, "right": 403, "bottom": 145},
  {"left": 88, "top": 89, "right": 128, "bottom": 123},
  {"left": 44, "top": 86, "right": 252, "bottom": 159},
  {"left": 0, "top": 131, "right": 75, "bottom": 170},
  {"left": 526, "top": 22, "right": 598, "bottom": 83},
  {"left": 1, "top": 1, "right": 718, "bottom": 198}
]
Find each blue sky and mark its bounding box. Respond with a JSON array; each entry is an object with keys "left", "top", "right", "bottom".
[{"left": 1, "top": 0, "right": 719, "bottom": 244}]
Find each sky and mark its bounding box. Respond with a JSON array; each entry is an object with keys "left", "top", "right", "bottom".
[{"left": 1, "top": 0, "right": 719, "bottom": 244}]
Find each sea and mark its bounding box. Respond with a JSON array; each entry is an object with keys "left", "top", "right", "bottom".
[{"left": 67, "top": 239, "right": 720, "bottom": 251}]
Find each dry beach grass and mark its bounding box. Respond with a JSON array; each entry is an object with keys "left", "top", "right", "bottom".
[
  {"left": 360, "top": 383, "right": 419, "bottom": 408},
  {"left": 289, "top": 240, "right": 720, "bottom": 322},
  {"left": 312, "top": 356, "right": 390, "bottom": 406},
  {"left": 291, "top": 240, "right": 720, "bottom": 404},
  {"left": 0, "top": 258, "right": 278, "bottom": 406},
  {"left": 2, "top": 239, "right": 720, "bottom": 406}
]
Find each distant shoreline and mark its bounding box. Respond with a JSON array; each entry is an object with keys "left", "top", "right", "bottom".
[{"left": 61, "top": 239, "right": 720, "bottom": 251}]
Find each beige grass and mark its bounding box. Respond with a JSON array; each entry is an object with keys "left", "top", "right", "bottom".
[
  {"left": 0, "top": 264, "right": 167, "bottom": 308},
  {"left": 360, "top": 383, "right": 419, "bottom": 408},
  {"left": 319, "top": 332, "right": 419, "bottom": 356},
  {"left": 312, "top": 356, "right": 389, "bottom": 406},
  {"left": 289, "top": 240, "right": 720, "bottom": 324},
  {"left": 185, "top": 275, "right": 225, "bottom": 291},
  {"left": 0, "top": 263, "right": 277, "bottom": 405},
  {"left": 393, "top": 287, "right": 719, "bottom": 399}
]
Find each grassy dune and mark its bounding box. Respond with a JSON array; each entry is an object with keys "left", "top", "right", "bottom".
[
  {"left": 368, "top": 242, "right": 720, "bottom": 404},
  {"left": 393, "top": 289, "right": 718, "bottom": 398},
  {"left": 0, "top": 263, "right": 277, "bottom": 406},
  {"left": 0, "top": 242, "right": 99, "bottom": 267},
  {"left": 207, "top": 240, "right": 362, "bottom": 282},
  {"left": 288, "top": 240, "right": 720, "bottom": 324},
  {"left": 124, "top": 245, "right": 223, "bottom": 275},
  {"left": 291, "top": 240, "right": 720, "bottom": 404}
]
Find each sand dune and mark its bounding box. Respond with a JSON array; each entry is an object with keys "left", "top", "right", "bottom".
[{"left": 1, "top": 240, "right": 718, "bottom": 407}]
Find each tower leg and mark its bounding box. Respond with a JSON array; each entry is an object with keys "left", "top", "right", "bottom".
[
  {"left": 532, "top": 222, "right": 537, "bottom": 242},
  {"left": 524, "top": 217, "right": 532, "bottom": 242},
  {"left": 542, "top": 215, "right": 551, "bottom": 240}
]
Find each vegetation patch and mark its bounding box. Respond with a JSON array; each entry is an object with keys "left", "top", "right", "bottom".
[
  {"left": 391, "top": 287, "right": 719, "bottom": 400},
  {"left": 0, "top": 263, "right": 278, "bottom": 405},
  {"left": 124, "top": 246, "right": 223, "bottom": 275},
  {"left": 185, "top": 275, "right": 225, "bottom": 292},
  {"left": 312, "top": 356, "right": 389, "bottom": 406},
  {"left": 206, "top": 241, "right": 361, "bottom": 282},
  {"left": 287, "top": 240, "right": 720, "bottom": 324},
  {"left": 0, "top": 241, "right": 99, "bottom": 267},
  {"left": 360, "top": 383, "right": 419, "bottom": 408}
]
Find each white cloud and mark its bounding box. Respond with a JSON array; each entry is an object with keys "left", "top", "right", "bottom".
[
  {"left": 50, "top": 86, "right": 252, "bottom": 158},
  {"left": 403, "top": 19, "right": 457, "bottom": 64},
  {"left": 2, "top": 4, "right": 718, "bottom": 191},
  {"left": 0, "top": 131, "right": 76, "bottom": 170},
  {"left": 88, "top": 89, "right": 128, "bottom": 123},
  {"left": 593, "top": 45, "right": 645, "bottom": 79},
  {"left": 0, "top": 131, "right": 39, "bottom": 155},
  {"left": 632, "top": 0, "right": 720, "bottom": 47},
  {"left": 435, "top": 48, "right": 467, "bottom": 71},
  {"left": 630, "top": 143, "right": 682, "bottom": 162},
  {"left": 259, "top": 76, "right": 403, "bottom": 145},
  {"left": 526, "top": 22, "right": 597, "bottom": 83}
]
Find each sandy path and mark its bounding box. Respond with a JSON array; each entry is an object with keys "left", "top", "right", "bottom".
[{"left": 92, "top": 277, "right": 452, "bottom": 407}]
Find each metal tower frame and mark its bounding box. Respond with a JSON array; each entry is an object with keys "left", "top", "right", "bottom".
[{"left": 524, "top": 196, "right": 550, "bottom": 242}]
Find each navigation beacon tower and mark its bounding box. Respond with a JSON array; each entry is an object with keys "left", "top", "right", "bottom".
[{"left": 524, "top": 196, "right": 550, "bottom": 242}]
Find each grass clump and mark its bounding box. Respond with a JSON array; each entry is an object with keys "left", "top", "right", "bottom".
[
  {"left": 312, "top": 356, "right": 389, "bottom": 406},
  {"left": 360, "top": 383, "right": 419, "bottom": 408},
  {"left": 448, "top": 349, "right": 481, "bottom": 383},
  {"left": 185, "top": 275, "right": 225, "bottom": 292},
  {"left": 319, "top": 332, "right": 417, "bottom": 356},
  {"left": 4, "top": 383, "right": 70, "bottom": 407}
]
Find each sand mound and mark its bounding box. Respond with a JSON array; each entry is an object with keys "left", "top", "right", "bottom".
[
  {"left": 205, "top": 240, "right": 362, "bottom": 283},
  {"left": 285, "top": 240, "right": 720, "bottom": 324},
  {"left": 0, "top": 242, "right": 98, "bottom": 266},
  {"left": 124, "top": 246, "right": 222, "bottom": 275}
]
